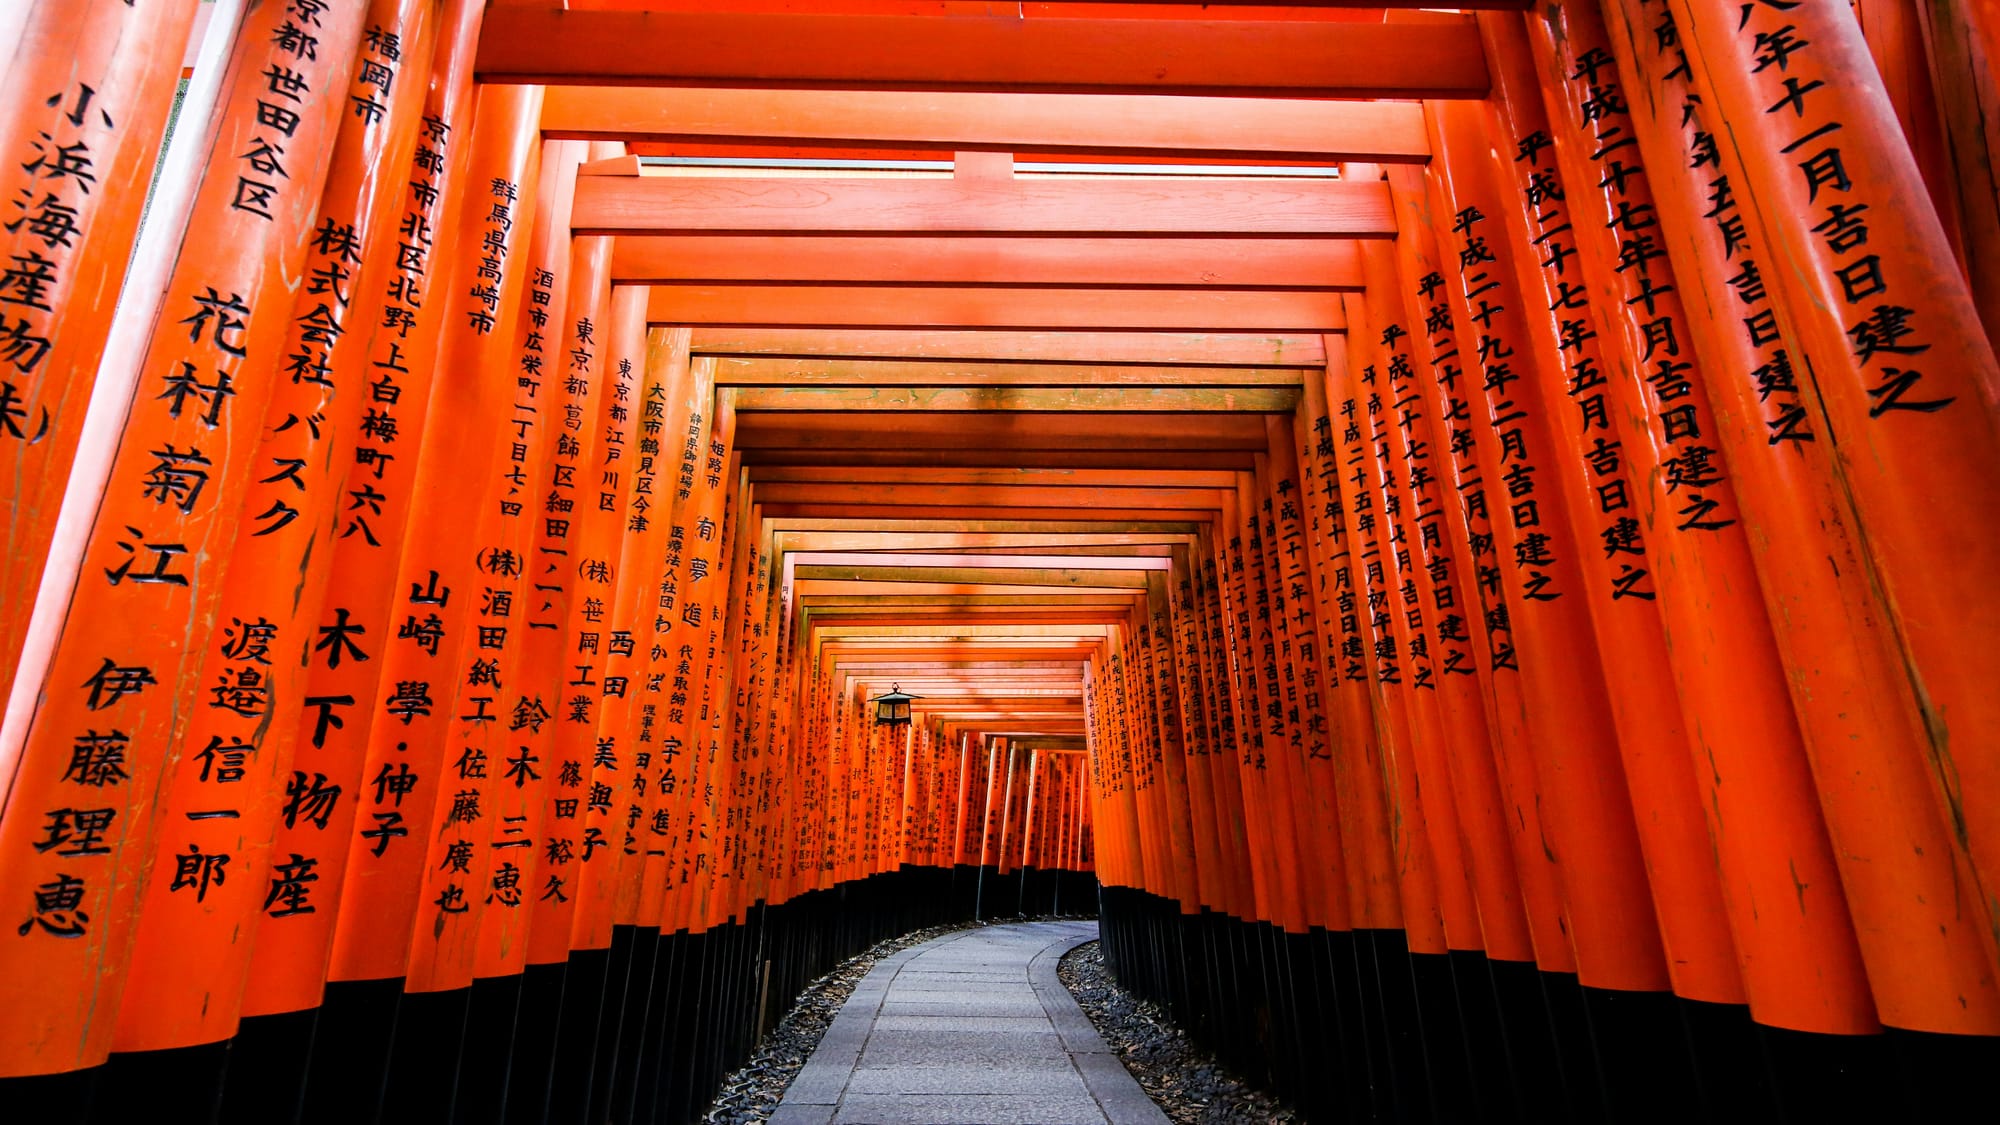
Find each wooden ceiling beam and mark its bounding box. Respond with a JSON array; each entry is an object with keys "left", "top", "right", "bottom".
[
  {"left": 610, "top": 235, "right": 1364, "bottom": 289},
  {"left": 729, "top": 385, "right": 1296, "bottom": 412},
  {"left": 788, "top": 550, "right": 1170, "bottom": 569},
  {"left": 746, "top": 449, "right": 1257, "bottom": 470},
  {"left": 761, "top": 483, "right": 1229, "bottom": 508},
  {"left": 692, "top": 328, "right": 1325, "bottom": 366},
  {"left": 775, "top": 530, "right": 1193, "bottom": 550},
  {"left": 715, "top": 357, "right": 1299, "bottom": 388},
  {"left": 576, "top": 175, "right": 1392, "bottom": 236},
  {"left": 795, "top": 565, "right": 1149, "bottom": 587},
  {"left": 477, "top": 9, "right": 1490, "bottom": 98},
  {"left": 795, "top": 581, "right": 1138, "bottom": 597},
  {"left": 642, "top": 285, "right": 1345, "bottom": 331},
  {"left": 735, "top": 410, "right": 1271, "bottom": 450},
  {"left": 818, "top": 643, "right": 1103, "bottom": 660},
  {"left": 544, "top": 88, "right": 1427, "bottom": 162},
  {"left": 756, "top": 466, "right": 1237, "bottom": 487},
  {"left": 764, "top": 504, "right": 1219, "bottom": 521},
  {"left": 806, "top": 598, "right": 1137, "bottom": 612},
  {"left": 765, "top": 518, "right": 1199, "bottom": 532}
]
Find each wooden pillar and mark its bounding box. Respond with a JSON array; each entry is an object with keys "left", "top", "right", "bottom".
[
  {"left": 0, "top": 0, "right": 368, "bottom": 1076},
  {"left": 241, "top": 0, "right": 485, "bottom": 1027},
  {"left": 1418, "top": 99, "right": 1674, "bottom": 997},
  {"left": 1661, "top": 0, "right": 2000, "bottom": 983},
  {"left": 0, "top": 0, "right": 203, "bottom": 702},
  {"left": 322, "top": 82, "right": 543, "bottom": 991},
  {"left": 112, "top": 0, "right": 442, "bottom": 1058}
]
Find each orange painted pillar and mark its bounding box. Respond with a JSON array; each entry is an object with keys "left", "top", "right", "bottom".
[
  {"left": 1135, "top": 580, "right": 1202, "bottom": 914},
  {"left": 1323, "top": 317, "right": 1487, "bottom": 956},
  {"left": 401, "top": 136, "right": 579, "bottom": 995},
  {"left": 1601, "top": 0, "right": 2000, "bottom": 1033},
  {"left": 241, "top": 0, "right": 486, "bottom": 1024},
  {"left": 1856, "top": 0, "right": 1962, "bottom": 271},
  {"left": 1912, "top": 0, "right": 2000, "bottom": 344},
  {"left": 1474, "top": 16, "right": 1757, "bottom": 1013},
  {"left": 0, "top": 0, "right": 202, "bottom": 701},
  {"left": 1318, "top": 334, "right": 1450, "bottom": 959},
  {"left": 1662, "top": 0, "right": 2000, "bottom": 975},
  {"left": 472, "top": 200, "right": 620, "bottom": 983},
  {"left": 526, "top": 288, "right": 654, "bottom": 966},
  {"left": 655, "top": 393, "right": 737, "bottom": 933},
  {"left": 0, "top": 0, "right": 367, "bottom": 1075},
  {"left": 568, "top": 340, "right": 703, "bottom": 952},
  {"left": 1415, "top": 101, "right": 1673, "bottom": 995},
  {"left": 1211, "top": 494, "right": 1285, "bottom": 925},
  {"left": 113, "top": 0, "right": 442, "bottom": 1055},
  {"left": 1380, "top": 164, "right": 1573, "bottom": 977},
  {"left": 1249, "top": 447, "right": 1349, "bottom": 932},
  {"left": 1144, "top": 586, "right": 1205, "bottom": 913},
  {"left": 1182, "top": 531, "right": 1257, "bottom": 921},
  {"left": 1163, "top": 551, "right": 1233, "bottom": 914},
  {"left": 324, "top": 83, "right": 543, "bottom": 990},
  {"left": 1285, "top": 388, "right": 1402, "bottom": 937},
  {"left": 1333, "top": 280, "right": 1529, "bottom": 963}
]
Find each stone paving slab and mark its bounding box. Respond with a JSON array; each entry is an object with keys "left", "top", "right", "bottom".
[
  {"left": 832, "top": 1092, "right": 1109, "bottom": 1124},
  {"left": 877, "top": 998, "right": 1050, "bottom": 1017},
  {"left": 845, "top": 1066, "right": 1088, "bottom": 1095},
  {"left": 870, "top": 1014, "right": 1062, "bottom": 1034},
  {"left": 776, "top": 921, "right": 1170, "bottom": 1125}
]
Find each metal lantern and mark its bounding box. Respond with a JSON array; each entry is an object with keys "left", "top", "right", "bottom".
[{"left": 869, "top": 684, "right": 918, "bottom": 727}]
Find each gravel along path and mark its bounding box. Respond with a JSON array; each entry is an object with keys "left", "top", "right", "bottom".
[{"left": 1057, "top": 940, "right": 1302, "bottom": 1125}]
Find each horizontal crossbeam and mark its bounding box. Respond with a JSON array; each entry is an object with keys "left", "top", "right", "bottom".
[
  {"left": 478, "top": 9, "right": 1491, "bottom": 98},
  {"left": 542, "top": 88, "right": 1428, "bottom": 162},
  {"left": 575, "top": 175, "right": 1393, "bottom": 235}
]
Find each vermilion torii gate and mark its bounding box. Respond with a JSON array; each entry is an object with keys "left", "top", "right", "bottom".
[{"left": 1, "top": 2, "right": 1997, "bottom": 1123}]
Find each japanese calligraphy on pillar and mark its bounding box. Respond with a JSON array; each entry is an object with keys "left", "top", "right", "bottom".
[
  {"left": 114, "top": 3, "right": 440, "bottom": 1055},
  {"left": 0, "top": 0, "right": 367, "bottom": 1075},
  {"left": 1642, "top": 9, "right": 1814, "bottom": 445},
  {"left": 0, "top": 1, "right": 203, "bottom": 703},
  {"left": 1394, "top": 232, "right": 1516, "bottom": 676}
]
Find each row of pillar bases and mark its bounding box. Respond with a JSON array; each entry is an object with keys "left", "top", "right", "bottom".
[{"left": 1098, "top": 885, "right": 2000, "bottom": 1125}]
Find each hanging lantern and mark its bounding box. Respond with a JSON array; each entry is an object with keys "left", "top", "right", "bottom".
[{"left": 869, "top": 684, "right": 919, "bottom": 727}]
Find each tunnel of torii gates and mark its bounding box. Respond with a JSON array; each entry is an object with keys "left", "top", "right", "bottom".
[{"left": 0, "top": 1, "right": 1998, "bottom": 1123}]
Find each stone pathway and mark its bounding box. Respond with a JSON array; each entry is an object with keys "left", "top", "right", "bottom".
[{"left": 772, "top": 921, "right": 1169, "bottom": 1125}]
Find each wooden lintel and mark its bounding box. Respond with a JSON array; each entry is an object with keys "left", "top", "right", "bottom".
[
  {"left": 746, "top": 449, "right": 1258, "bottom": 471},
  {"left": 735, "top": 411, "right": 1271, "bottom": 451},
  {"left": 796, "top": 581, "right": 1141, "bottom": 598},
  {"left": 542, "top": 88, "right": 1430, "bottom": 162},
  {"left": 795, "top": 566, "right": 1149, "bottom": 588},
  {"left": 765, "top": 505, "right": 1219, "bottom": 521},
  {"left": 575, "top": 175, "right": 1392, "bottom": 236},
  {"left": 764, "top": 519, "right": 1198, "bottom": 533},
  {"left": 716, "top": 357, "right": 1301, "bottom": 388},
  {"left": 691, "top": 329, "right": 1323, "bottom": 366},
  {"left": 761, "top": 483, "right": 1229, "bottom": 509},
  {"left": 609, "top": 235, "right": 1365, "bottom": 289},
  {"left": 757, "top": 466, "right": 1238, "bottom": 488},
  {"left": 775, "top": 531, "right": 1194, "bottom": 551},
  {"left": 477, "top": 9, "right": 1491, "bottom": 98},
  {"left": 789, "top": 551, "right": 1170, "bottom": 570},
  {"left": 729, "top": 385, "right": 1297, "bottom": 413},
  {"left": 643, "top": 286, "right": 1346, "bottom": 331}
]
